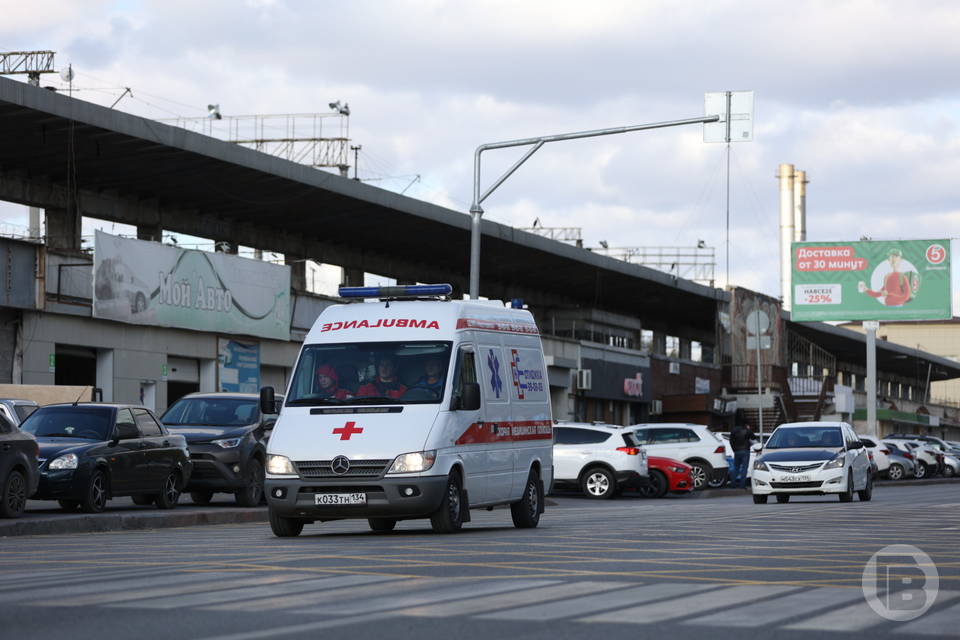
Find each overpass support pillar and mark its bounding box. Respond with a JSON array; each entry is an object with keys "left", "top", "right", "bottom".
[
  {"left": 137, "top": 223, "right": 163, "bottom": 242},
  {"left": 285, "top": 256, "right": 307, "bottom": 292},
  {"left": 45, "top": 208, "right": 81, "bottom": 251},
  {"left": 652, "top": 332, "right": 667, "bottom": 356},
  {"left": 343, "top": 268, "right": 364, "bottom": 287}
]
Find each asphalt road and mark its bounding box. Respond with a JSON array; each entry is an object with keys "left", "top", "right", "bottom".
[{"left": 2, "top": 484, "right": 958, "bottom": 640}]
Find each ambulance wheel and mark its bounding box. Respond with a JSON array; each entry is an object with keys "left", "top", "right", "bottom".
[
  {"left": 269, "top": 508, "right": 304, "bottom": 537},
  {"left": 511, "top": 470, "right": 542, "bottom": 529},
  {"left": 368, "top": 518, "right": 397, "bottom": 532},
  {"left": 430, "top": 471, "right": 464, "bottom": 534}
]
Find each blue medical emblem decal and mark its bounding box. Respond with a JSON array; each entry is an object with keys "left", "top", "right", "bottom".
[{"left": 487, "top": 349, "right": 503, "bottom": 398}]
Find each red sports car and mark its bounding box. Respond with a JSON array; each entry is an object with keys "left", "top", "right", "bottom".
[{"left": 640, "top": 456, "right": 694, "bottom": 498}]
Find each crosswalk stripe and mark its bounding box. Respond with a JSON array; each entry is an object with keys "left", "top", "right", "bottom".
[
  {"left": 15, "top": 571, "right": 242, "bottom": 605},
  {"left": 60, "top": 574, "right": 293, "bottom": 607},
  {"left": 683, "top": 586, "right": 865, "bottom": 627},
  {"left": 401, "top": 580, "right": 632, "bottom": 618},
  {"left": 581, "top": 585, "right": 799, "bottom": 624},
  {"left": 198, "top": 611, "right": 397, "bottom": 640},
  {"left": 480, "top": 582, "right": 717, "bottom": 622},
  {"left": 111, "top": 574, "right": 394, "bottom": 610},
  {"left": 893, "top": 595, "right": 960, "bottom": 636},
  {"left": 0, "top": 567, "right": 171, "bottom": 592},
  {"left": 288, "top": 579, "right": 557, "bottom": 616},
  {"left": 203, "top": 577, "right": 438, "bottom": 613},
  {"left": 782, "top": 595, "right": 892, "bottom": 631}
]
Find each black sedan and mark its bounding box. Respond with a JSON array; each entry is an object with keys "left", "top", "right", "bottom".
[
  {"left": 19, "top": 403, "right": 192, "bottom": 513},
  {"left": 162, "top": 392, "right": 279, "bottom": 507},
  {"left": 0, "top": 411, "right": 39, "bottom": 518}
]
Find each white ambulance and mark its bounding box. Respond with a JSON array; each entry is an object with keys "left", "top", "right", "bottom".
[{"left": 261, "top": 284, "right": 553, "bottom": 536}]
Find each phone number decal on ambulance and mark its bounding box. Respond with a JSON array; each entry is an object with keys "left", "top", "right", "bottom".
[
  {"left": 455, "top": 420, "right": 553, "bottom": 445},
  {"left": 320, "top": 318, "right": 441, "bottom": 332},
  {"left": 456, "top": 318, "right": 539, "bottom": 335}
]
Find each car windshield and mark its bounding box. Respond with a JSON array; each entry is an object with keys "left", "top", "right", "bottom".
[
  {"left": 19, "top": 406, "right": 113, "bottom": 440},
  {"left": 162, "top": 397, "right": 259, "bottom": 426},
  {"left": 766, "top": 427, "right": 844, "bottom": 449},
  {"left": 14, "top": 405, "right": 37, "bottom": 422},
  {"left": 286, "top": 341, "right": 453, "bottom": 406}
]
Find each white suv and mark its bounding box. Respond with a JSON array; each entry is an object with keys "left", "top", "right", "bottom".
[
  {"left": 752, "top": 421, "right": 872, "bottom": 503},
  {"left": 553, "top": 423, "right": 648, "bottom": 499},
  {"left": 628, "top": 423, "right": 728, "bottom": 490}
]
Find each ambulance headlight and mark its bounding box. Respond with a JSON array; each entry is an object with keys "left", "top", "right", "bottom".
[
  {"left": 387, "top": 450, "right": 436, "bottom": 474},
  {"left": 266, "top": 454, "right": 298, "bottom": 476}
]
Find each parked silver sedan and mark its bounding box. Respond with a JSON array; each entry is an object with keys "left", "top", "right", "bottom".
[{"left": 882, "top": 441, "right": 918, "bottom": 481}]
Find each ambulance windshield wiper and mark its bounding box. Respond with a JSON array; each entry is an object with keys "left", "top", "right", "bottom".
[
  {"left": 348, "top": 396, "right": 399, "bottom": 405},
  {"left": 286, "top": 397, "right": 348, "bottom": 406}
]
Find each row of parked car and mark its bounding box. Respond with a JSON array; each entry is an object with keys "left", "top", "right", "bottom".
[
  {"left": 0, "top": 393, "right": 280, "bottom": 518},
  {"left": 3, "top": 395, "right": 957, "bottom": 517},
  {"left": 549, "top": 421, "right": 960, "bottom": 502}
]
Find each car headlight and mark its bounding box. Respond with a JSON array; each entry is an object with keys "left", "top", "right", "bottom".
[
  {"left": 823, "top": 454, "right": 845, "bottom": 470},
  {"left": 266, "top": 454, "right": 297, "bottom": 476},
  {"left": 669, "top": 465, "right": 687, "bottom": 474},
  {"left": 49, "top": 453, "right": 78, "bottom": 470},
  {"left": 388, "top": 450, "right": 436, "bottom": 474},
  {"left": 753, "top": 459, "right": 769, "bottom": 472},
  {"left": 212, "top": 437, "right": 243, "bottom": 449}
]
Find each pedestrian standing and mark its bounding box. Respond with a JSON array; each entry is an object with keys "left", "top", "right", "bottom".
[{"left": 729, "top": 421, "right": 757, "bottom": 489}]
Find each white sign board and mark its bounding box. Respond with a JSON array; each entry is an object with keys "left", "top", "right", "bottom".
[
  {"left": 704, "top": 91, "right": 755, "bottom": 143},
  {"left": 94, "top": 231, "right": 291, "bottom": 340},
  {"left": 735, "top": 393, "right": 775, "bottom": 409}
]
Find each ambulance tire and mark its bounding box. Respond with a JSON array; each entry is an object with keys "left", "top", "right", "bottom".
[
  {"left": 430, "top": 471, "right": 464, "bottom": 534},
  {"left": 510, "top": 470, "right": 542, "bottom": 529},
  {"left": 269, "top": 508, "right": 304, "bottom": 537},
  {"left": 368, "top": 518, "right": 397, "bottom": 532}
]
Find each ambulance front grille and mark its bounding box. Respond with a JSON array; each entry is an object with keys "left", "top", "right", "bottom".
[{"left": 296, "top": 459, "right": 392, "bottom": 478}]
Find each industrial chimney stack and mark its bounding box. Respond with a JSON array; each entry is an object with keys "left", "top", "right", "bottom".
[{"left": 779, "top": 164, "right": 808, "bottom": 309}]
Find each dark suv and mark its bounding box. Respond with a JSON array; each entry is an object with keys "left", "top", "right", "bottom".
[
  {"left": 0, "top": 410, "right": 39, "bottom": 518},
  {"left": 161, "top": 393, "right": 280, "bottom": 507}
]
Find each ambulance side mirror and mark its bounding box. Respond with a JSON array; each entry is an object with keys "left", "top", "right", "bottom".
[
  {"left": 260, "top": 386, "right": 276, "bottom": 415},
  {"left": 457, "top": 383, "right": 481, "bottom": 411}
]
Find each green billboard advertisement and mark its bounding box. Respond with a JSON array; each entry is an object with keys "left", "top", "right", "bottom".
[{"left": 791, "top": 239, "right": 952, "bottom": 322}]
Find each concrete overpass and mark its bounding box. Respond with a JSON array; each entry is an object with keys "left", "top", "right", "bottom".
[{"left": 0, "top": 76, "right": 722, "bottom": 342}]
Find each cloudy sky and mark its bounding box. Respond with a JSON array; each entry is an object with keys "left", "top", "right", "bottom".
[{"left": 1, "top": 0, "right": 959, "bottom": 311}]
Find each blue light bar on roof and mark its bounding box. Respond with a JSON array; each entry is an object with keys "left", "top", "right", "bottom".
[{"left": 338, "top": 283, "right": 453, "bottom": 298}]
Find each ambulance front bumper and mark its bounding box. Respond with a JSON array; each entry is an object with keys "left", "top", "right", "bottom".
[{"left": 265, "top": 476, "right": 448, "bottom": 520}]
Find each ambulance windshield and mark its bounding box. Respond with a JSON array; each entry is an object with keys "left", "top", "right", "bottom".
[{"left": 286, "top": 341, "right": 453, "bottom": 406}]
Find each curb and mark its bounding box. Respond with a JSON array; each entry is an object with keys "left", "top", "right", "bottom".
[{"left": 0, "top": 507, "right": 268, "bottom": 537}]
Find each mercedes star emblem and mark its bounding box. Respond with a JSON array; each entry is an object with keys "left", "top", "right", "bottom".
[{"left": 331, "top": 455, "right": 351, "bottom": 475}]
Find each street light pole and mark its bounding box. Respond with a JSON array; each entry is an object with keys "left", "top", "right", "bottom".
[{"left": 468, "top": 114, "right": 720, "bottom": 299}]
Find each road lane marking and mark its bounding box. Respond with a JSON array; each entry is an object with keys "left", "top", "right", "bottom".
[
  {"left": 893, "top": 594, "right": 960, "bottom": 635},
  {"left": 110, "top": 574, "right": 394, "bottom": 610},
  {"left": 581, "top": 585, "right": 799, "bottom": 624},
  {"left": 400, "top": 580, "right": 630, "bottom": 618},
  {"left": 782, "top": 595, "right": 898, "bottom": 631},
  {"left": 59, "top": 574, "right": 308, "bottom": 607},
  {"left": 683, "top": 586, "right": 866, "bottom": 627},
  {"left": 202, "top": 577, "right": 431, "bottom": 613},
  {"left": 197, "top": 612, "right": 396, "bottom": 640},
  {"left": 288, "top": 579, "right": 557, "bottom": 616},
  {"left": 482, "top": 582, "right": 717, "bottom": 621},
  {"left": 14, "top": 571, "right": 243, "bottom": 604}
]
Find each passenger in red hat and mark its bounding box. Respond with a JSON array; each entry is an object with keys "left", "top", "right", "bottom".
[{"left": 316, "top": 364, "right": 353, "bottom": 401}]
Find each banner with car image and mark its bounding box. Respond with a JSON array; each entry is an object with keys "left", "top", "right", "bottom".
[{"left": 93, "top": 231, "right": 291, "bottom": 340}]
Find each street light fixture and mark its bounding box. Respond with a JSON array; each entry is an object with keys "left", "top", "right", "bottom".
[{"left": 468, "top": 112, "right": 721, "bottom": 299}]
